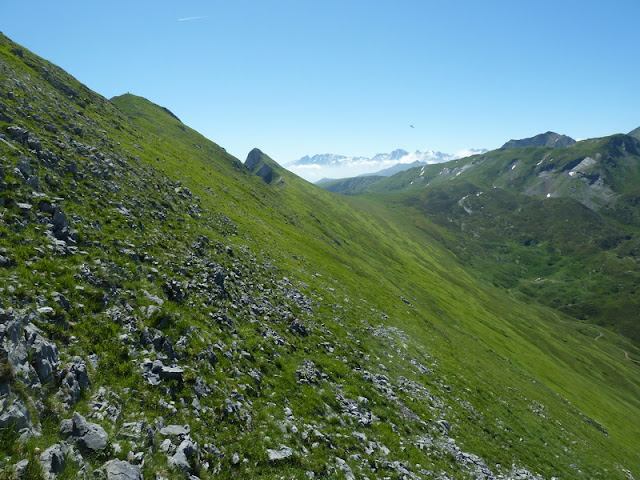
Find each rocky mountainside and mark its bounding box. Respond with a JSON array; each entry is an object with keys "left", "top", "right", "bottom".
[
  {"left": 244, "top": 148, "right": 287, "bottom": 186},
  {"left": 0, "top": 32, "right": 639, "bottom": 480},
  {"left": 501, "top": 131, "right": 576, "bottom": 149}
]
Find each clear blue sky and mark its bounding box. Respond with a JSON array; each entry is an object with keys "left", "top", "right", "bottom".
[{"left": 3, "top": 1, "right": 639, "bottom": 164}]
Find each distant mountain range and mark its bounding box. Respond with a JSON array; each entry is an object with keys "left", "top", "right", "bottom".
[{"left": 285, "top": 148, "right": 487, "bottom": 182}]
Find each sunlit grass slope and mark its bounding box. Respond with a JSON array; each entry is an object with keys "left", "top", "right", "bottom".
[{"left": 111, "top": 94, "right": 640, "bottom": 476}]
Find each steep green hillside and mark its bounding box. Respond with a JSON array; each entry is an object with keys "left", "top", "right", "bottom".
[
  {"left": 1, "top": 32, "right": 639, "bottom": 480},
  {"left": 327, "top": 137, "right": 640, "bottom": 343}
]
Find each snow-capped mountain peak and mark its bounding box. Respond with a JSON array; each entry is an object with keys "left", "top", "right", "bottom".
[{"left": 285, "top": 148, "right": 486, "bottom": 182}]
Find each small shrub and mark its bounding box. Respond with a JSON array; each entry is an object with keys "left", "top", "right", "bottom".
[
  {"left": 23, "top": 448, "right": 46, "bottom": 480},
  {"left": 0, "top": 359, "right": 14, "bottom": 382}
]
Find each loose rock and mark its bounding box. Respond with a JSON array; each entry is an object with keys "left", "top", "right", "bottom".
[
  {"left": 101, "top": 459, "right": 143, "bottom": 480},
  {"left": 60, "top": 412, "right": 108, "bottom": 452}
]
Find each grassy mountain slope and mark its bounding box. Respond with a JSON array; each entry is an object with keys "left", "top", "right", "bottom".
[
  {"left": 501, "top": 131, "right": 576, "bottom": 149},
  {"left": 315, "top": 176, "right": 384, "bottom": 196},
  {"left": 326, "top": 138, "right": 640, "bottom": 344},
  {"left": 361, "top": 135, "right": 640, "bottom": 209},
  {"left": 0, "top": 32, "right": 639, "bottom": 479}
]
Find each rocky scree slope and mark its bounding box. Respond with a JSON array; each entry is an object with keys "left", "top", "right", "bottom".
[{"left": 0, "top": 33, "right": 639, "bottom": 479}]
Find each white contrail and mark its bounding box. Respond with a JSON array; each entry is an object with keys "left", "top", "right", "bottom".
[{"left": 178, "top": 16, "right": 208, "bottom": 22}]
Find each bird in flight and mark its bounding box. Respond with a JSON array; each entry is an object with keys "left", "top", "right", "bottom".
[{"left": 410, "top": 124, "right": 414, "bottom": 128}]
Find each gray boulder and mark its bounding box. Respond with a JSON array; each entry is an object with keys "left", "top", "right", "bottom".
[
  {"left": 1, "top": 315, "right": 41, "bottom": 389},
  {"left": 267, "top": 445, "right": 294, "bottom": 461},
  {"left": 27, "top": 135, "right": 42, "bottom": 152},
  {"left": 4, "top": 336, "right": 30, "bottom": 381},
  {"left": 52, "top": 209, "right": 69, "bottom": 232},
  {"left": 101, "top": 459, "right": 143, "bottom": 480},
  {"left": 6, "top": 126, "right": 29, "bottom": 142},
  {"left": 39, "top": 443, "right": 66, "bottom": 479},
  {"left": 163, "top": 280, "right": 187, "bottom": 304},
  {"left": 58, "top": 357, "right": 90, "bottom": 406},
  {"left": 141, "top": 359, "right": 161, "bottom": 385},
  {"left": 213, "top": 268, "right": 227, "bottom": 289},
  {"left": 436, "top": 419, "right": 451, "bottom": 433},
  {"left": 60, "top": 412, "right": 108, "bottom": 452},
  {"left": 26, "top": 327, "right": 59, "bottom": 383},
  {"left": 142, "top": 290, "right": 164, "bottom": 306},
  {"left": 25, "top": 174, "right": 39, "bottom": 190},
  {"left": 16, "top": 156, "right": 32, "bottom": 176},
  {"left": 159, "top": 365, "right": 184, "bottom": 382},
  {"left": 0, "top": 255, "right": 13, "bottom": 267},
  {"left": 2, "top": 313, "right": 23, "bottom": 343},
  {"left": 51, "top": 209, "right": 77, "bottom": 244},
  {"left": 140, "top": 328, "right": 175, "bottom": 359},
  {"left": 0, "top": 401, "right": 31, "bottom": 430},
  {"left": 142, "top": 359, "right": 183, "bottom": 385},
  {"left": 13, "top": 459, "right": 29, "bottom": 478},
  {"left": 160, "top": 424, "right": 190, "bottom": 438},
  {"left": 289, "top": 318, "right": 308, "bottom": 336},
  {"left": 168, "top": 437, "right": 198, "bottom": 473}
]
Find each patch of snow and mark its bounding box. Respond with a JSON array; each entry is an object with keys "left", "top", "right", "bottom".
[{"left": 457, "top": 195, "right": 473, "bottom": 214}]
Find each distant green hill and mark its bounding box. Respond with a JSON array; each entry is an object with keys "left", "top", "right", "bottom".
[
  {"left": 1, "top": 32, "right": 639, "bottom": 479},
  {"left": 320, "top": 135, "right": 640, "bottom": 344}
]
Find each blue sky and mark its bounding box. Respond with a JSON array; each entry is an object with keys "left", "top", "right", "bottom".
[{"left": 3, "top": 1, "right": 639, "bottom": 164}]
